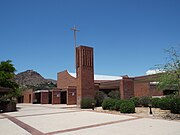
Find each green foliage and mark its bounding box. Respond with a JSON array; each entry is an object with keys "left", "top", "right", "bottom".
[
  {"left": 120, "top": 100, "right": 135, "bottom": 113},
  {"left": 114, "top": 100, "right": 123, "bottom": 111},
  {"left": 0, "top": 60, "right": 21, "bottom": 102},
  {"left": 81, "top": 98, "right": 96, "bottom": 109},
  {"left": 130, "top": 97, "right": 140, "bottom": 107},
  {"left": 157, "top": 47, "right": 180, "bottom": 92},
  {"left": 94, "top": 91, "right": 107, "bottom": 107},
  {"left": 27, "top": 82, "right": 57, "bottom": 91},
  {"left": 159, "top": 97, "right": 172, "bottom": 110},
  {"left": 102, "top": 98, "right": 117, "bottom": 110},
  {"left": 0, "top": 60, "right": 17, "bottom": 89},
  {"left": 151, "top": 98, "right": 161, "bottom": 108},
  {"left": 170, "top": 96, "right": 180, "bottom": 114},
  {"left": 108, "top": 90, "right": 120, "bottom": 99},
  {"left": 139, "top": 96, "right": 151, "bottom": 107}
]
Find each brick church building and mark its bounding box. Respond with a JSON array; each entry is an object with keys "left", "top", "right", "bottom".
[
  {"left": 56, "top": 45, "right": 167, "bottom": 105},
  {"left": 19, "top": 45, "right": 176, "bottom": 105}
]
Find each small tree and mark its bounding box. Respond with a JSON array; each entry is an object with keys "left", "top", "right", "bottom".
[
  {"left": 157, "top": 47, "right": 180, "bottom": 94},
  {"left": 0, "top": 60, "right": 21, "bottom": 102}
]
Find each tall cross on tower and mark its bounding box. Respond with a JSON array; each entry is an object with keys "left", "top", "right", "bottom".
[
  {"left": 71, "top": 25, "right": 80, "bottom": 49},
  {"left": 71, "top": 25, "right": 80, "bottom": 76}
]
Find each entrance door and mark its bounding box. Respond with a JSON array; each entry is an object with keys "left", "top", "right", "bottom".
[
  {"left": 49, "top": 92, "right": 52, "bottom": 104},
  {"left": 29, "top": 94, "right": 31, "bottom": 103},
  {"left": 60, "top": 91, "right": 67, "bottom": 104}
]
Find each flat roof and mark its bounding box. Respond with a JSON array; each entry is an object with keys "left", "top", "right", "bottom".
[{"left": 69, "top": 73, "right": 122, "bottom": 80}]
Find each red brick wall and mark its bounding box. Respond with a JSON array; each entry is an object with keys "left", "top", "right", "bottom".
[
  {"left": 134, "top": 75, "right": 164, "bottom": 97},
  {"left": 134, "top": 82, "right": 149, "bottom": 97},
  {"left": 76, "top": 46, "right": 95, "bottom": 105},
  {"left": 120, "top": 77, "right": 134, "bottom": 99},
  {"left": 52, "top": 91, "right": 60, "bottom": 104},
  {"left": 57, "top": 70, "right": 77, "bottom": 89},
  {"left": 41, "top": 92, "right": 49, "bottom": 104},
  {"left": 22, "top": 89, "right": 33, "bottom": 103},
  {"left": 67, "top": 88, "right": 76, "bottom": 105},
  {"left": 149, "top": 84, "right": 163, "bottom": 96}
]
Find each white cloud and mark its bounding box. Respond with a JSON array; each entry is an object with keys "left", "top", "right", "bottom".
[{"left": 146, "top": 69, "right": 164, "bottom": 75}]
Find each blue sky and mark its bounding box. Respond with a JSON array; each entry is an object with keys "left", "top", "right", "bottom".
[{"left": 0, "top": 0, "right": 180, "bottom": 79}]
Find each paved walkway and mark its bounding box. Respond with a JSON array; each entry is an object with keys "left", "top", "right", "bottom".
[{"left": 0, "top": 104, "right": 180, "bottom": 135}]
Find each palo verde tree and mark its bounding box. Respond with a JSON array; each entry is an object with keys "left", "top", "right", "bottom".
[
  {"left": 0, "top": 60, "right": 21, "bottom": 102},
  {"left": 157, "top": 47, "right": 180, "bottom": 94}
]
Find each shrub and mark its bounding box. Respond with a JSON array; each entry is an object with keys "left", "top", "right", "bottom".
[
  {"left": 81, "top": 98, "right": 96, "bottom": 109},
  {"left": 102, "top": 98, "right": 117, "bottom": 110},
  {"left": 130, "top": 97, "right": 140, "bottom": 107},
  {"left": 114, "top": 100, "right": 124, "bottom": 111},
  {"left": 108, "top": 90, "right": 120, "bottom": 99},
  {"left": 159, "top": 97, "right": 172, "bottom": 110},
  {"left": 120, "top": 100, "right": 135, "bottom": 113},
  {"left": 170, "top": 97, "right": 180, "bottom": 114},
  {"left": 139, "top": 96, "right": 151, "bottom": 107},
  {"left": 94, "top": 91, "right": 107, "bottom": 107},
  {"left": 151, "top": 98, "right": 161, "bottom": 108}
]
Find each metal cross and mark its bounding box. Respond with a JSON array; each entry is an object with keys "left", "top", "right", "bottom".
[
  {"left": 71, "top": 25, "right": 80, "bottom": 49},
  {"left": 71, "top": 25, "right": 80, "bottom": 76}
]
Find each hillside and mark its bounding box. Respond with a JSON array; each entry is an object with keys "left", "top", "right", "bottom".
[{"left": 14, "top": 70, "right": 57, "bottom": 89}]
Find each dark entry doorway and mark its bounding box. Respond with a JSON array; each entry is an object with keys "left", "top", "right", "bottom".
[
  {"left": 34, "top": 93, "right": 41, "bottom": 104},
  {"left": 49, "top": 92, "right": 52, "bottom": 104},
  {"left": 60, "top": 91, "right": 67, "bottom": 104},
  {"left": 18, "top": 96, "right": 24, "bottom": 103},
  {"left": 29, "top": 94, "right": 31, "bottom": 103}
]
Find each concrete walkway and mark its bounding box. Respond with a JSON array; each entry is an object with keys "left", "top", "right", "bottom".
[{"left": 0, "top": 104, "right": 180, "bottom": 135}]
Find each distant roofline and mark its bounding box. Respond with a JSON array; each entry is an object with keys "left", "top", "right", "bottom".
[{"left": 69, "top": 72, "right": 122, "bottom": 80}]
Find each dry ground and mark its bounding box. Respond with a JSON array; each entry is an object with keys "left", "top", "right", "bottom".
[{"left": 88, "top": 107, "right": 180, "bottom": 121}]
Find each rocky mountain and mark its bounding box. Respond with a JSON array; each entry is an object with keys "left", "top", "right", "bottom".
[{"left": 14, "top": 70, "right": 57, "bottom": 89}]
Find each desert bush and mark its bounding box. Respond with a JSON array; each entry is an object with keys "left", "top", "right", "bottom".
[
  {"left": 151, "top": 98, "right": 161, "bottom": 108},
  {"left": 114, "top": 100, "right": 124, "bottom": 111},
  {"left": 159, "top": 97, "right": 172, "bottom": 110},
  {"left": 170, "top": 97, "right": 180, "bottom": 114},
  {"left": 108, "top": 90, "right": 120, "bottom": 99},
  {"left": 130, "top": 97, "right": 140, "bottom": 107},
  {"left": 102, "top": 98, "right": 117, "bottom": 110},
  {"left": 139, "top": 96, "right": 151, "bottom": 107},
  {"left": 94, "top": 91, "right": 107, "bottom": 107},
  {"left": 81, "top": 98, "right": 96, "bottom": 109},
  {"left": 120, "top": 100, "right": 135, "bottom": 113}
]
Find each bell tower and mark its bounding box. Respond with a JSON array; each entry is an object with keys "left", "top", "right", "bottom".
[{"left": 76, "top": 46, "right": 94, "bottom": 105}]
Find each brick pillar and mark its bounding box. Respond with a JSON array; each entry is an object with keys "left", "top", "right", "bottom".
[
  {"left": 120, "top": 76, "right": 134, "bottom": 99},
  {"left": 41, "top": 92, "right": 49, "bottom": 104},
  {"left": 67, "top": 87, "right": 77, "bottom": 105},
  {"left": 52, "top": 90, "right": 60, "bottom": 104},
  {"left": 76, "top": 46, "right": 95, "bottom": 106}
]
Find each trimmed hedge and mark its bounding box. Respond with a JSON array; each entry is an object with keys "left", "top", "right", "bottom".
[
  {"left": 102, "top": 98, "right": 117, "bottom": 110},
  {"left": 81, "top": 98, "right": 96, "bottom": 109},
  {"left": 170, "top": 97, "right": 180, "bottom": 114},
  {"left": 94, "top": 91, "right": 107, "bottom": 107},
  {"left": 120, "top": 100, "right": 135, "bottom": 113},
  {"left": 114, "top": 100, "right": 124, "bottom": 111},
  {"left": 159, "top": 97, "right": 172, "bottom": 110},
  {"left": 139, "top": 96, "right": 151, "bottom": 107},
  {"left": 151, "top": 98, "right": 161, "bottom": 108},
  {"left": 130, "top": 97, "right": 140, "bottom": 107}
]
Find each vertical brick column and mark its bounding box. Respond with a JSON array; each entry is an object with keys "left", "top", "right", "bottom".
[
  {"left": 67, "top": 87, "right": 77, "bottom": 105},
  {"left": 41, "top": 92, "right": 49, "bottom": 104},
  {"left": 52, "top": 90, "right": 60, "bottom": 104},
  {"left": 76, "top": 46, "right": 95, "bottom": 106},
  {"left": 120, "top": 76, "right": 134, "bottom": 99}
]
